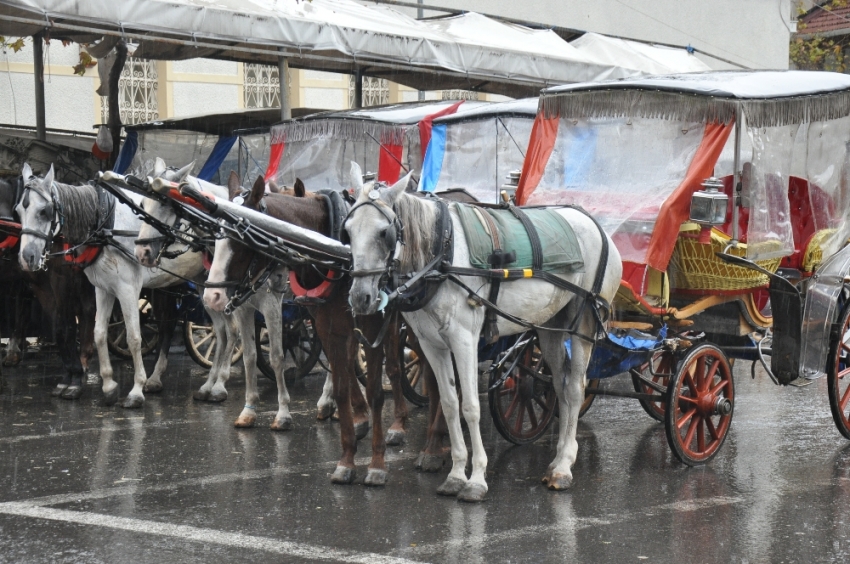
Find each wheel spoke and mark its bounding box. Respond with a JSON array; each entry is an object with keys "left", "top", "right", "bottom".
[
  {"left": 193, "top": 331, "right": 214, "bottom": 348},
  {"left": 533, "top": 394, "right": 551, "bottom": 412},
  {"left": 840, "top": 381, "right": 850, "bottom": 411},
  {"left": 526, "top": 401, "right": 539, "bottom": 429},
  {"left": 676, "top": 407, "right": 697, "bottom": 430},
  {"left": 705, "top": 359, "right": 720, "bottom": 387},
  {"left": 203, "top": 337, "right": 216, "bottom": 361},
  {"left": 512, "top": 402, "right": 527, "bottom": 435},
  {"left": 705, "top": 415, "right": 720, "bottom": 441},
  {"left": 683, "top": 414, "right": 699, "bottom": 447},
  {"left": 709, "top": 379, "right": 729, "bottom": 397},
  {"left": 838, "top": 367, "right": 850, "bottom": 380},
  {"left": 678, "top": 395, "right": 698, "bottom": 405},
  {"left": 684, "top": 371, "right": 699, "bottom": 396},
  {"left": 695, "top": 356, "right": 707, "bottom": 390},
  {"left": 504, "top": 389, "right": 521, "bottom": 419},
  {"left": 696, "top": 416, "right": 705, "bottom": 452}
]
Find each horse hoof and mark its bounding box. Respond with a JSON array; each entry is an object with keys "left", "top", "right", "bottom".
[
  {"left": 143, "top": 380, "right": 163, "bottom": 394},
  {"left": 436, "top": 476, "right": 467, "bottom": 496},
  {"left": 458, "top": 482, "right": 488, "bottom": 503},
  {"left": 354, "top": 421, "right": 370, "bottom": 441},
  {"left": 193, "top": 389, "right": 211, "bottom": 401},
  {"left": 121, "top": 395, "right": 144, "bottom": 409},
  {"left": 364, "top": 468, "right": 388, "bottom": 487},
  {"left": 331, "top": 410, "right": 340, "bottom": 422},
  {"left": 208, "top": 389, "right": 228, "bottom": 403},
  {"left": 544, "top": 473, "right": 573, "bottom": 491},
  {"left": 330, "top": 466, "right": 356, "bottom": 484},
  {"left": 415, "top": 452, "right": 445, "bottom": 473},
  {"left": 385, "top": 429, "right": 405, "bottom": 446},
  {"left": 60, "top": 386, "right": 83, "bottom": 400},
  {"left": 234, "top": 414, "right": 256, "bottom": 428},
  {"left": 103, "top": 386, "right": 119, "bottom": 406},
  {"left": 270, "top": 417, "right": 292, "bottom": 431},
  {"left": 316, "top": 403, "right": 335, "bottom": 421},
  {"left": 51, "top": 384, "right": 69, "bottom": 397}
]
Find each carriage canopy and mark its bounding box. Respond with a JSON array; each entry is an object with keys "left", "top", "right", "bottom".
[
  {"left": 420, "top": 98, "right": 538, "bottom": 203},
  {"left": 516, "top": 71, "right": 850, "bottom": 293},
  {"left": 266, "top": 101, "right": 487, "bottom": 192}
]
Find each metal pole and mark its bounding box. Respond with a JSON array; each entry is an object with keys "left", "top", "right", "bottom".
[
  {"left": 278, "top": 56, "right": 291, "bottom": 120},
  {"left": 32, "top": 33, "right": 45, "bottom": 141},
  {"left": 731, "top": 106, "right": 742, "bottom": 245},
  {"left": 417, "top": 0, "right": 425, "bottom": 102},
  {"left": 354, "top": 68, "right": 363, "bottom": 109}
]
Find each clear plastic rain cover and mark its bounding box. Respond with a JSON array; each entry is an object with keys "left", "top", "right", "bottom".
[
  {"left": 234, "top": 133, "right": 272, "bottom": 187},
  {"left": 433, "top": 117, "right": 534, "bottom": 203},
  {"left": 528, "top": 117, "right": 704, "bottom": 264},
  {"left": 129, "top": 130, "right": 219, "bottom": 179},
  {"left": 270, "top": 129, "right": 421, "bottom": 192}
]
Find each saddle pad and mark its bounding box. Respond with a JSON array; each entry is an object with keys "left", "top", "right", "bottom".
[{"left": 454, "top": 204, "right": 584, "bottom": 273}]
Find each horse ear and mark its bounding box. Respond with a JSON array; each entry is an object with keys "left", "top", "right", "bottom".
[
  {"left": 227, "top": 171, "right": 241, "bottom": 201},
  {"left": 350, "top": 161, "right": 364, "bottom": 200},
  {"left": 247, "top": 175, "right": 265, "bottom": 208},
  {"left": 174, "top": 161, "right": 194, "bottom": 182},
  {"left": 21, "top": 162, "right": 32, "bottom": 184},
  {"left": 153, "top": 157, "right": 167, "bottom": 177},
  {"left": 386, "top": 171, "right": 412, "bottom": 203},
  {"left": 43, "top": 164, "right": 55, "bottom": 190},
  {"left": 294, "top": 178, "right": 305, "bottom": 198},
  {"left": 267, "top": 180, "right": 280, "bottom": 194}
]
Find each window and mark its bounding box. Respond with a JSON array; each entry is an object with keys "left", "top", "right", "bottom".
[
  {"left": 349, "top": 76, "right": 390, "bottom": 107},
  {"left": 100, "top": 58, "right": 158, "bottom": 125},
  {"left": 442, "top": 89, "right": 480, "bottom": 101},
  {"left": 244, "top": 63, "right": 281, "bottom": 109}
]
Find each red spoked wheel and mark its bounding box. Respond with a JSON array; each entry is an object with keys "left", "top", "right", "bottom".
[
  {"left": 631, "top": 350, "right": 676, "bottom": 422},
  {"left": 664, "top": 344, "right": 734, "bottom": 466},
  {"left": 828, "top": 304, "right": 850, "bottom": 439},
  {"left": 489, "top": 336, "right": 557, "bottom": 445}
]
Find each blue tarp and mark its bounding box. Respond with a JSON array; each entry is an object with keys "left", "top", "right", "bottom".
[
  {"left": 197, "top": 135, "right": 237, "bottom": 181},
  {"left": 113, "top": 130, "right": 138, "bottom": 174},
  {"left": 419, "top": 124, "right": 447, "bottom": 192},
  {"left": 568, "top": 325, "right": 667, "bottom": 379}
]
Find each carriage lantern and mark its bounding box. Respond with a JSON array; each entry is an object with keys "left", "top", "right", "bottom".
[
  {"left": 689, "top": 176, "right": 728, "bottom": 227},
  {"left": 501, "top": 170, "right": 522, "bottom": 202}
]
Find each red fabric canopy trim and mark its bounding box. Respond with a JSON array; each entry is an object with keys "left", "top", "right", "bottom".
[
  {"left": 646, "top": 122, "right": 733, "bottom": 271},
  {"left": 377, "top": 144, "right": 404, "bottom": 183},
  {"left": 265, "top": 142, "right": 285, "bottom": 181},
  {"left": 515, "top": 114, "right": 559, "bottom": 205},
  {"left": 418, "top": 100, "right": 464, "bottom": 165}
]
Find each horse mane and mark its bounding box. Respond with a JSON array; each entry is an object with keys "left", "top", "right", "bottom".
[
  {"left": 52, "top": 181, "right": 99, "bottom": 245},
  {"left": 394, "top": 191, "right": 438, "bottom": 273}
]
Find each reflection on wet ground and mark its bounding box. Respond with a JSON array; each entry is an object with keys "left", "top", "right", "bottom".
[{"left": 1, "top": 351, "right": 849, "bottom": 563}]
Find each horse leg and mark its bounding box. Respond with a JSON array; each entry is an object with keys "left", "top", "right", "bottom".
[
  {"left": 49, "top": 271, "right": 86, "bottom": 400},
  {"left": 234, "top": 305, "right": 260, "bottom": 428},
  {"left": 3, "top": 280, "right": 28, "bottom": 367},
  {"left": 451, "top": 330, "right": 489, "bottom": 502},
  {"left": 144, "top": 290, "right": 178, "bottom": 394},
  {"left": 416, "top": 336, "right": 469, "bottom": 497},
  {"left": 384, "top": 312, "right": 408, "bottom": 447},
  {"left": 538, "top": 320, "right": 587, "bottom": 490},
  {"left": 313, "top": 304, "right": 358, "bottom": 484},
  {"left": 261, "top": 293, "right": 292, "bottom": 431},
  {"left": 351, "top": 354, "right": 370, "bottom": 441},
  {"left": 93, "top": 289, "right": 119, "bottom": 406},
  {"left": 416, "top": 355, "right": 448, "bottom": 472},
  {"left": 316, "top": 370, "right": 336, "bottom": 420},
  {"left": 117, "top": 287, "right": 149, "bottom": 409},
  {"left": 195, "top": 308, "right": 235, "bottom": 402},
  {"left": 358, "top": 316, "right": 388, "bottom": 486},
  {"left": 77, "top": 276, "right": 96, "bottom": 374}
]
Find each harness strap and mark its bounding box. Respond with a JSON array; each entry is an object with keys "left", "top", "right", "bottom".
[
  {"left": 354, "top": 310, "right": 396, "bottom": 349},
  {"left": 506, "top": 204, "right": 542, "bottom": 271}
]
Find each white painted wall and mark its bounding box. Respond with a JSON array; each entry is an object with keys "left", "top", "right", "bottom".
[
  {"left": 172, "top": 59, "right": 238, "bottom": 75},
  {"left": 172, "top": 82, "right": 239, "bottom": 116},
  {"left": 400, "top": 0, "right": 796, "bottom": 70}
]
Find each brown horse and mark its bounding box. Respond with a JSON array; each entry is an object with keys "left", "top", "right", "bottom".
[
  {"left": 205, "top": 173, "right": 435, "bottom": 485},
  {"left": 0, "top": 174, "right": 96, "bottom": 397}
]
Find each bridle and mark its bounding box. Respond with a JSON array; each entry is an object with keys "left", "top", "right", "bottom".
[
  {"left": 18, "top": 177, "right": 64, "bottom": 271},
  {"left": 345, "top": 186, "right": 405, "bottom": 298},
  {"left": 133, "top": 214, "right": 196, "bottom": 265}
]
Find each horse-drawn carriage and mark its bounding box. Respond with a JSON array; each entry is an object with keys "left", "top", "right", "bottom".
[{"left": 511, "top": 70, "right": 850, "bottom": 464}]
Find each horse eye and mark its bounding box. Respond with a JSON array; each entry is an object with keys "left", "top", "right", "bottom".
[
  {"left": 379, "top": 228, "right": 388, "bottom": 240},
  {"left": 39, "top": 208, "right": 50, "bottom": 219}
]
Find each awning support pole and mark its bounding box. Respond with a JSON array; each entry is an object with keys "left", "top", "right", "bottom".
[
  {"left": 33, "top": 33, "right": 45, "bottom": 142},
  {"left": 354, "top": 68, "right": 363, "bottom": 109},
  {"left": 731, "top": 107, "right": 742, "bottom": 245},
  {"left": 278, "top": 56, "right": 291, "bottom": 120}
]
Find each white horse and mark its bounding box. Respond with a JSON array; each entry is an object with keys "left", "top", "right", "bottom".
[
  {"left": 344, "top": 162, "right": 622, "bottom": 501},
  {"left": 17, "top": 161, "right": 204, "bottom": 408},
  {"left": 136, "top": 169, "right": 334, "bottom": 429}
]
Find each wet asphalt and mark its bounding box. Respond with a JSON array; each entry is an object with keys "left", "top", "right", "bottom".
[{"left": 0, "top": 348, "right": 849, "bottom": 564}]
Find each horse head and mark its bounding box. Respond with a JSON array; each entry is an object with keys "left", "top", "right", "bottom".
[
  {"left": 16, "top": 162, "right": 60, "bottom": 272},
  {"left": 344, "top": 161, "right": 412, "bottom": 315},
  {"left": 134, "top": 157, "right": 194, "bottom": 267}
]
